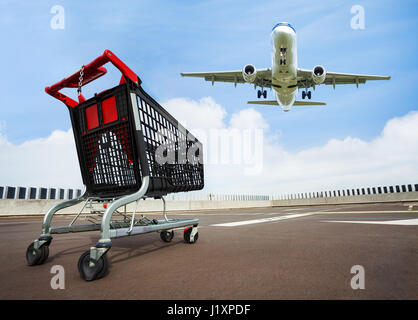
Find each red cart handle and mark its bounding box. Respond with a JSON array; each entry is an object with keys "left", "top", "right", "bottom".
[{"left": 45, "top": 50, "right": 140, "bottom": 108}]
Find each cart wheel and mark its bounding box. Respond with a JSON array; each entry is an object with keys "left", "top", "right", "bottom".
[
  {"left": 38, "top": 245, "right": 49, "bottom": 264},
  {"left": 160, "top": 230, "right": 174, "bottom": 242},
  {"left": 184, "top": 227, "right": 199, "bottom": 244},
  {"left": 78, "top": 250, "right": 108, "bottom": 281},
  {"left": 26, "top": 242, "right": 49, "bottom": 266}
]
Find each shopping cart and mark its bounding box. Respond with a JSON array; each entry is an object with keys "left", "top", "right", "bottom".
[{"left": 26, "top": 50, "right": 204, "bottom": 281}]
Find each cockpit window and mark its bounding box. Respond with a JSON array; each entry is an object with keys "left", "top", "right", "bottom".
[{"left": 272, "top": 22, "right": 296, "bottom": 33}]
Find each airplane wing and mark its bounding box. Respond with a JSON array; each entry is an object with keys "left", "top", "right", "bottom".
[
  {"left": 180, "top": 69, "right": 272, "bottom": 88},
  {"left": 296, "top": 68, "right": 391, "bottom": 89},
  {"left": 248, "top": 100, "right": 326, "bottom": 106}
]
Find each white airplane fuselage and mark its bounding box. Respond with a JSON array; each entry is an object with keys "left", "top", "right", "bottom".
[
  {"left": 271, "top": 23, "right": 298, "bottom": 111},
  {"left": 181, "top": 22, "right": 391, "bottom": 111}
]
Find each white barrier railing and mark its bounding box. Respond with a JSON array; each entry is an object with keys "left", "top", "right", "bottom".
[
  {"left": 0, "top": 183, "right": 417, "bottom": 201},
  {"left": 270, "top": 184, "right": 418, "bottom": 201}
]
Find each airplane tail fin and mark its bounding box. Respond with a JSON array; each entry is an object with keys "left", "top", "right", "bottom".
[{"left": 247, "top": 100, "right": 326, "bottom": 106}]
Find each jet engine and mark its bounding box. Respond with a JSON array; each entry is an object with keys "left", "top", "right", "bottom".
[
  {"left": 242, "top": 64, "right": 257, "bottom": 83},
  {"left": 311, "top": 65, "right": 326, "bottom": 84}
]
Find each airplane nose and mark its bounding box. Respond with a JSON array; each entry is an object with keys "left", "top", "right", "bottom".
[
  {"left": 272, "top": 26, "right": 295, "bottom": 35},
  {"left": 271, "top": 26, "right": 295, "bottom": 45}
]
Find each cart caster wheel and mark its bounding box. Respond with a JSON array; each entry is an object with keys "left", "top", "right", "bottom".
[
  {"left": 78, "top": 250, "right": 108, "bottom": 281},
  {"left": 26, "top": 242, "right": 49, "bottom": 266},
  {"left": 184, "top": 227, "right": 199, "bottom": 244},
  {"left": 160, "top": 230, "right": 174, "bottom": 242},
  {"left": 38, "top": 245, "right": 49, "bottom": 264}
]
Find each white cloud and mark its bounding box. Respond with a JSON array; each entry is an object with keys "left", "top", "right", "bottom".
[
  {"left": 163, "top": 97, "right": 226, "bottom": 130},
  {"left": 0, "top": 129, "right": 82, "bottom": 188},
  {"left": 229, "top": 108, "right": 269, "bottom": 130},
  {"left": 163, "top": 98, "right": 418, "bottom": 195},
  {"left": 1, "top": 97, "right": 417, "bottom": 196}
]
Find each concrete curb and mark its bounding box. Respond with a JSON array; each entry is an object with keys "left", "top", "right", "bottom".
[
  {"left": 271, "top": 192, "right": 418, "bottom": 207},
  {"left": 0, "top": 199, "right": 273, "bottom": 216},
  {"left": 1, "top": 192, "right": 418, "bottom": 216}
]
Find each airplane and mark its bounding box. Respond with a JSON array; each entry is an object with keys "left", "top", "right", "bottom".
[{"left": 180, "top": 22, "right": 391, "bottom": 112}]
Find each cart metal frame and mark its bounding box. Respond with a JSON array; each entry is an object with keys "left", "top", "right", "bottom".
[{"left": 33, "top": 178, "right": 198, "bottom": 268}]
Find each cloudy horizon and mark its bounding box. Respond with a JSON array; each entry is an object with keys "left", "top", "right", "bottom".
[
  {"left": 0, "top": 0, "right": 417, "bottom": 196},
  {"left": 1, "top": 96, "right": 417, "bottom": 196}
]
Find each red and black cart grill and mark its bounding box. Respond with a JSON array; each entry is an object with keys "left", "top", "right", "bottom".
[{"left": 26, "top": 50, "right": 203, "bottom": 281}]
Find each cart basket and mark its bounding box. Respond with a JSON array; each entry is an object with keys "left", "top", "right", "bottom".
[{"left": 45, "top": 50, "right": 204, "bottom": 198}]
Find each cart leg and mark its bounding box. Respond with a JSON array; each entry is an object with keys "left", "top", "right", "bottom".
[
  {"left": 98, "top": 176, "right": 150, "bottom": 245},
  {"left": 39, "top": 193, "right": 88, "bottom": 241},
  {"left": 78, "top": 177, "right": 149, "bottom": 281},
  {"left": 162, "top": 196, "right": 169, "bottom": 222},
  {"left": 27, "top": 192, "right": 87, "bottom": 266},
  {"left": 80, "top": 176, "right": 150, "bottom": 279}
]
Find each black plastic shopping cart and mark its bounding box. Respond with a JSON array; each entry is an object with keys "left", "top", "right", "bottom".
[{"left": 26, "top": 50, "right": 204, "bottom": 281}]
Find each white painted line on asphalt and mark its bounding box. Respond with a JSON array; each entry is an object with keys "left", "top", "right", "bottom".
[
  {"left": 164, "top": 213, "right": 274, "bottom": 216},
  {"left": 0, "top": 221, "right": 30, "bottom": 225},
  {"left": 323, "top": 218, "right": 418, "bottom": 226},
  {"left": 316, "top": 210, "right": 418, "bottom": 214},
  {"left": 211, "top": 213, "right": 313, "bottom": 227}
]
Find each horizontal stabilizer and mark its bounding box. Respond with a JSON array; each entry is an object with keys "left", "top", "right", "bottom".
[
  {"left": 294, "top": 100, "right": 326, "bottom": 106},
  {"left": 247, "top": 100, "right": 279, "bottom": 105},
  {"left": 247, "top": 100, "right": 326, "bottom": 106}
]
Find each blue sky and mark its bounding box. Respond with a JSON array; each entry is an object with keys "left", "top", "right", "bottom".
[
  {"left": 0, "top": 0, "right": 416, "bottom": 148},
  {"left": 0, "top": 0, "right": 417, "bottom": 192}
]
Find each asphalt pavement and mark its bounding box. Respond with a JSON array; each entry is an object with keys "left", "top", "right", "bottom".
[{"left": 0, "top": 202, "right": 417, "bottom": 299}]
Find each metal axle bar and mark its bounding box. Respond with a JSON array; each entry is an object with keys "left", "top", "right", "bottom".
[
  {"left": 111, "top": 218, "right": 199, "bottom": 238},
  {"left": 50, "top": 224, "right": 101, "bottom": 234}
]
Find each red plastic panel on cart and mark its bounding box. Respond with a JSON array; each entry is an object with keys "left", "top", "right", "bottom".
[
  {"left": 102, "top": 96, "right": 118, "bottom": 124},
  {"left": 85, "top": 104, "right": 99, "bottom": 130}
]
